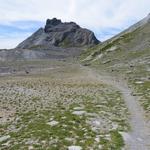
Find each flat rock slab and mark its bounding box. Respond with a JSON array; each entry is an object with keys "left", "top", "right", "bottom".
[
  {"left": 68, "top": 146, "right": 82, "bottom": 150},
  {"left": 135, "top": 81, "right": 144, "bottom": 84},
  {"left": 0, "top": 135, "right": 10, "bottom": 142},
  {"left": 73, "top": 107, "right": 84, "bottom": 110},
  {"left": 47, "top": 120, "right": 59, "bottom": 126},
  {"left": 72, "top": 111, "right": 86, "bottom": 115}
]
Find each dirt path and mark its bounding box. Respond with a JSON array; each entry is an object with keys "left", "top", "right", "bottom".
[{"left": 84, "top": 66, "right": 150, "bottom": 150}]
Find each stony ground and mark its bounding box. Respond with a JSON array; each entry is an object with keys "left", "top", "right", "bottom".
[
  {"left": 84, "top": 67, "right": 150, "bottom": 150},
  {"left": 86, "top": 48, "right": 150, "bottom": 119},
  {"left": 0, "top": 61, "right": 129, "bottom": 150},
  {"left": 81, "top": 47, "right": 150, "bottom": 149}
]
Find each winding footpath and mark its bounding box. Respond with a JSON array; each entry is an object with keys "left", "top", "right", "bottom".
[{"left": 85, "top": 67, "right": 150, "bottom": 150}]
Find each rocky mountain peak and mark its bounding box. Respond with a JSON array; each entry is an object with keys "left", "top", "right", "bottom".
[
  {"left": 47, "top": 18, "right": 62, "bottom": 26},
  {"left": 44, "top": 18, "right": 62, "bottom": 32},
  {"left": 44, "top": 18, "right": 80, "bottom": 33},
  {"left": 17, "top": 18, "right": 100, "bottom": 49}
]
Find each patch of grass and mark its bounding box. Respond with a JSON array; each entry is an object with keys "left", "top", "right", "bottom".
[
  {"left": 100, "top": 130, "right": 124, "bottom": 150},
  {"left": 110, "top": 130, "right": 124, "bottom": 149}
]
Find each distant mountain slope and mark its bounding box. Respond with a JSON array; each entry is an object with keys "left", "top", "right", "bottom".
[
  {"left": 80, "top": 14, "right": 150, "bottom": 116},
  {"left": 17, "top": 18, "right": 99, "bottom": 49},
  {"left": 0, "top": 46, "right": 84, "bottom": 61},
  {"left": 81, "top": 13, "right": 150, "bottom": 63}
]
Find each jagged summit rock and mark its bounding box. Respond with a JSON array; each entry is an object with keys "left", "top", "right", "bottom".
[
  {"left": 44, "top": 18, "right": 62, "bottom": 32},
  {"left": 17, "top": 18, "right": 100, "bottom": 49}
]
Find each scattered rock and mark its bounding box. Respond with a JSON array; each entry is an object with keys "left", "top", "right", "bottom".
[
  {"left": 95, "top": 136, "right": 100, "bottom": 142},
  {"left": 25, "top": 70, "right": 29, "bottom": 74},
  {"left": 0, "top": 135, "right": 10, "bottom": 142},
  {"left": 135, "top": 81, "right": 144, "bottom": 84},
  {"left": 68, "top": 146, "right": 82, "bottom": 150},
  {"left": 73, "top": 107, "right": 84, "bottom": 110},
  {"left": 72, "top": 111, "right": 86, "bottom": 115},
  {"left": 106, "top": 46, "right": 117, "bottom": 52},
  {"left": 102, "top": 60, "right": 111, "bottom": 64},
  {"left": 130, "top": 65, "right": 134, "bottom": 68},
  {"left": 28, "top": 145, "right": 34, "bottom": 150},
  {"left": 112, "top": 123, "right": 118, "bottom": 130},
  {"left": 47, "top": 120, "right": 59, "bottom": 126},
  {"left": 98, "top": 145, "right": 103, "bottom": 149},
  {"left": 92, "top": 120, "right": 101, "bottom": 126}
]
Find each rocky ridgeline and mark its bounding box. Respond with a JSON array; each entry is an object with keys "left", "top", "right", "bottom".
[{"left": 17, "top": 18, "right": 99, "bottom": 49}]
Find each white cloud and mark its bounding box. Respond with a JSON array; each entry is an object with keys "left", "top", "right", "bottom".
[
  {"left": 0, "top": 32, "right": 32, "bottom": 49},
  {"left": 0, "top": 36, "right": 28, "bottom": 49},
  {"left": 0, "top": 0, "right": 150, "bottom": 48}
]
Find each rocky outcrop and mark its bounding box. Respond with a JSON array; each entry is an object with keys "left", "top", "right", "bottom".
[{"left": 17, "top": 18, "right": 100, "bottom": 49}]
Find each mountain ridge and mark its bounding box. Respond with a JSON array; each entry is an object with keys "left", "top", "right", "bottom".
[{"left": 81, "top": 13, "right": 150, "bottom": 63}]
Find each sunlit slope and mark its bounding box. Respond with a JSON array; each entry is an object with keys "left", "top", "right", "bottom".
[{"left": 80, "top": 14, "right": 150, "bottom": 116}]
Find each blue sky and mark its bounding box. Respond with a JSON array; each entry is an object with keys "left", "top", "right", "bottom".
[{"left": 0, "top": 0, "right": 150, "bottom": 49}]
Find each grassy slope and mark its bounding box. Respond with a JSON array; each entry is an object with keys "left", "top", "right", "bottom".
[{"left": 80, "top": 23, "right": 150, "bottom": 118}]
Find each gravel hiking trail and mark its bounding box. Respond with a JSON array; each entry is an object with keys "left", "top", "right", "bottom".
[{"left": 83, "top": 66, "right": 150, "bottom": 150}]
